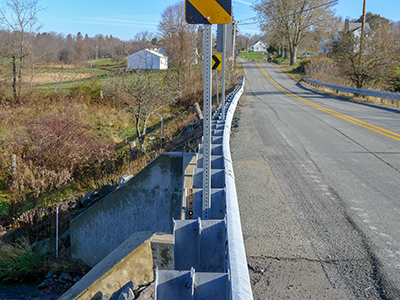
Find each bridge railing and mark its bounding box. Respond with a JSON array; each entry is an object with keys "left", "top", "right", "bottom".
[
  {"left": 223, "top": 77, "right": 253, "bottom": 300},
  {"left": 155, "top": 76, "right": 253, "bottom": 300}
]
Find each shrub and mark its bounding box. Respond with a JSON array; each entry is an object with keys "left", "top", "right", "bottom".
[
  {"left": 5, "top": 109, "right": 116, "bottom": 214},
  {"left": 300, "top": 57, "right": 333, "bottom": 75},
  {"left": 392, "top": 75, "right": 400, "bottom": 92},
  {"left": 70, "top": 76, "right": 105, "bottom": 103},
  {"left": 9, "top": 112, "right": 115, "bottom": 178}
]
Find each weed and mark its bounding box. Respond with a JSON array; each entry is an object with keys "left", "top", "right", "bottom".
[
  {"left": 0, "top": 238, "right": 89, "bottom": 283},
  {"left": 0, "top": 239, "right": 43, "bottom": 282}
]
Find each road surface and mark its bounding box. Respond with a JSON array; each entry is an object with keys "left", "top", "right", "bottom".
[{"left": 231, "top": 59, "right": 400, "bottom": 299}]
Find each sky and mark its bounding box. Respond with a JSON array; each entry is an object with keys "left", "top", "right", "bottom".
[{"left": 33, "top": 0, "right": 400, "bottom": 41}]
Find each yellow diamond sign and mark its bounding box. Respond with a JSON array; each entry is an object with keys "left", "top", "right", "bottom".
[{"left": 186, "top": 0, "right": 232, "bottom": 24}]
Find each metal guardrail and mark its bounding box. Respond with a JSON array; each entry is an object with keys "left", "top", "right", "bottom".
[
  {"left": 223, "top": 77, "right": 254, "bottom": 300},
  {"left": 155, "top": 76, "right": 253, "bottom": 300},
  {"left": 303, "top": 78, "right": 400, "bottom": 101}
]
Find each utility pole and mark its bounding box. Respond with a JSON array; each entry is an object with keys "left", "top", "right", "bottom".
[
  {"left": 358, "top": 0, "right": 367, "bottom": 89},
  {"left": 232, "top": 19, "right": 237, "bottom": 64},
  {"left": 221, "top": 24, "right": 226, "bottom": 120}
]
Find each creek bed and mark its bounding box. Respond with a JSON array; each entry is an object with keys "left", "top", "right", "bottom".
[{"left": 0, "top": 283, "right": 41, "bottom": 299}]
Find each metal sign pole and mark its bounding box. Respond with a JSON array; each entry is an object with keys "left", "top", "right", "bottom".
[
  {"left": 222, "top": 24, "right": 226, "bottom": 120},
  {"left": 202, "top": 24, "right": 212, "bottom": 219},
  {"left": 215, "top": 70, "right": 219, "bottom": 107},
  {"left": 232, "top": 19, "right": 237, "bottom": 64}
]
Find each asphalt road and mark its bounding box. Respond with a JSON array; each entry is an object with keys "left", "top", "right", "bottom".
[{"left": 231, "top": 59, "right": 400, "bottom": 299}]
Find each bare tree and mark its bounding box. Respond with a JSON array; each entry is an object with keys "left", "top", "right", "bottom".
[
  {"left": 253, "top": 0, "right": 337, "bottom": 65},
  {"left": 0, "top": 0, "right": 42, "bottom": 102},
  {"left": 236, "top": 34, "right": 249, "bottom": 51},
  {"left": 333, "top": 19, "right": 400, "bottom": 89},
  {"left": 133, "top": 31, "right": 155, "bottom": 51},
  {"left": 158, "top": 2, "right": 198, "bottom": 99},
  {"left": 104, "top": 70, "right": 178, "bottom": 153}
]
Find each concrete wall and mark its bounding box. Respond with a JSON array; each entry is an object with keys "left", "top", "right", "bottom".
[
  {"left": 60, "top": 232, "right": 173, "bottom": 300},
  {"left": 71, "top": 153, "right": 192, "bottom": 267}
]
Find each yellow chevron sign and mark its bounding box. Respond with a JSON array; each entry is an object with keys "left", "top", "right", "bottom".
[
  {"left": 186, "top": 0, "right": 231, "bottom": 24},
  {"left": 212, "top": 54, "right": 222, "bottom": 71}
]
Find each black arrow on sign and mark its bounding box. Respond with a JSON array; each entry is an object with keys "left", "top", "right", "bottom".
[{"left": 212, "top": 55, "right": 221, "bottom": 70}]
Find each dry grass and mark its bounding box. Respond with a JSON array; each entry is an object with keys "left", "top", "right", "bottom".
[
  {"left": 236, "top": 61, "right": 245, "bottom": 77},
  {"left": 0, "top": 88, "right": 205, "bottom": 215},
  {"left": 30, "top": 73, "right": 93, "bottom": 85}
]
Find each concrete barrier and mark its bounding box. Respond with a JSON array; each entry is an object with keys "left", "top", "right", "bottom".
[{"left": 70, "top": 152, "right": 195, "bottom": 267}]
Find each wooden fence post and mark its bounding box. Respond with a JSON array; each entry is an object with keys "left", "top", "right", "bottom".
[
  {"left": 193, "top": 103, "right": 203, "bottom": 122},
  {"left": 11, "top": 154, "right": 17, "bottom": 184}
]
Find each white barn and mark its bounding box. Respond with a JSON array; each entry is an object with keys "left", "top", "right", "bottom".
[{"left": 127, "top": 49, "right": 168, "bottom": 70}]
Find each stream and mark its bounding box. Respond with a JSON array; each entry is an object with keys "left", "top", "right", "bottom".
[{"left": 0, "top": 284, "right": 41, "bottom": 300}]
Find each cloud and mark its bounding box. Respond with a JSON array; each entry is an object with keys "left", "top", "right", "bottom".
[
  {"left": 92, "top": 18, "right": 158, "bottom": 26},
  {"left": 233, "top": 0, "right": 254, "bottom": 6},
  {"left": 43, "top": 17, "right": 158, "bottom": 28}
]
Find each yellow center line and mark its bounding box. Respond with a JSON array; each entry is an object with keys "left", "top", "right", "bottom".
[{"left": 255, "top": 62, "right": 400, "bottom": 142}]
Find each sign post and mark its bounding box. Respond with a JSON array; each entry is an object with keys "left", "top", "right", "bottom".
[
  {"left": 215, "top": 70, "right": 219, "bottom": 107},
  {"left": 186, "top": 0, "right": 231, "bottom": 220},
  {"left": 202, "top": 24, "right": 212, "bottom": 219},
  {"left": 212, "top": 54, "right": 222, "bottom": 123}
]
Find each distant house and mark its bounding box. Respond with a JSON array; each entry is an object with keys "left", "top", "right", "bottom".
[
  {"left": 319, "top": 39, "right": 333, "bottom": 54},
  {"left": 251, "top": 40, "right": 267, "bottom": 52},
  {"left": 319, "top": 22, "right": 372, "bottom": 54},
  {"left": 340, "top": 22, "right": 372, "bottom": 39},
  {"left": 127, "top": 49, "right": 168, "bottom": 70}
]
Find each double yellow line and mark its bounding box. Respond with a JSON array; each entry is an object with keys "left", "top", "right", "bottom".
[{"left": 256, "top": 62, "right": 400, "bottom": 142}]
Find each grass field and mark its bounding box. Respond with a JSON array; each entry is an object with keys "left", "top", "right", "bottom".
[
  {"left": 237, "top": 51, "right": 270, "bottom": 62},
  {"left": 34, "top": 58, "right": 126, "bottom": 92},
  {"left": 238, "top": 50, "right": 305, "bottom": 65},
  {"left": 0, "top": 57, "right": 127, "bottom": 94}
]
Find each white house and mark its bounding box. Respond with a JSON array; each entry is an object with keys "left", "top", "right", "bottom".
[
  {"left": 251, "top": 40, "right": 267, "bottom": 52},
  {"left": 319, "top": 22, "right": 372, "bottom": 54},
  {"left": 127, "top": 49, "right": 168, "bottom": 70},
  {"left": 339, "top": 22, "right": 372, "bottom": 40}
]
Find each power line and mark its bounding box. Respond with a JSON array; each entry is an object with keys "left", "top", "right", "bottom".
[
  {"left": 237, "top": 17, "right": 256, "bottom": 22},
  {"left": 239, "top": 22, "right": 258, "bottom": 25},
  {"left": 239, "top": 0, "right": 337, "bottom": 26}
]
